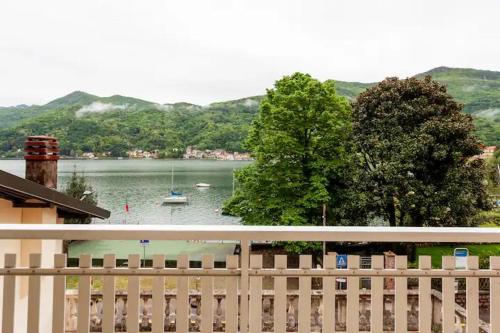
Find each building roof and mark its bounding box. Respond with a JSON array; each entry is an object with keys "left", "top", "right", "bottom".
[{"left": 0, "top": 170, "right": 110, "bottom": 219}]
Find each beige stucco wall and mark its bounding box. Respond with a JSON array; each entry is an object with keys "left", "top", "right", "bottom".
[{"left": 0, "top": 198, "right": 62, "bottom": 333}]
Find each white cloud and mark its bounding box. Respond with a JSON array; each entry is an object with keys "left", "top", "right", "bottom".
[
  {"left": 76, "top": 102, "right": 128, "bottom": 116},
  {"left": 0, "top": 0, "right": 499, "bottom": 106}
]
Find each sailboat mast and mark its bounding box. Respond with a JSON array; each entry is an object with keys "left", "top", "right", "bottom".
[
  {"left": 232, "top": 169, "right": 235, "bottom": 196},
  {"left": 171, "top": 164, "right": 174, "bottom": 192}
]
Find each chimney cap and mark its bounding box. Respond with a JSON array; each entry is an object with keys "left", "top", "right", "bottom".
[{"left": 24, "top": 135, "right": 60, "bottom": 161}]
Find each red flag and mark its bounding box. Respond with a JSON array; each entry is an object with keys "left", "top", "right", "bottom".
[{"left": 125, "top": 200, "right": 129, "bottom": 213}]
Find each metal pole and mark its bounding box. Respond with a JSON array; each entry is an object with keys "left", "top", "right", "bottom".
[
  {"left": 232, "top": 169, "right": 235, "bottom": 196},
  {"left": 322, "top": 204, "right": 327, "bottom": 257},
  {"left": 497, "top": 164, "right": 500, "bottom": 185},
  {"left": 143, "top": 246, "right": 146, "bottom": 268}
]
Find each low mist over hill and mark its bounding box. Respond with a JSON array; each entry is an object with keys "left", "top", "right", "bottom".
[{"left": 0, "top": 67, "right": 498, "bottom": 157}]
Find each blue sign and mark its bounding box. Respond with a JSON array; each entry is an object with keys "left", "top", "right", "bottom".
[
  {"left": 140, "top": 240, "right": 150, "bottom": 246},
  {"left": 454, "top": 248, "right": 468, "bottom": 269},
  {"left": 336, "top": 254, "right": 348, "bottom": 269}
]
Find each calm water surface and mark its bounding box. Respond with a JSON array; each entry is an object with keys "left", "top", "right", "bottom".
[{"left": 0, "top": 159, "right": 250, "bottom": 225}]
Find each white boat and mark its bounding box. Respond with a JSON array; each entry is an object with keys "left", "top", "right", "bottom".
[
  {"left": 163, "top": 165, "right": 188, "bottom": 204},
  {"left": 164, "top": 193, "right": 188, "bottom": 204},
  {"left": 195, "top": 183, "right": 211, "bottom": 188}
]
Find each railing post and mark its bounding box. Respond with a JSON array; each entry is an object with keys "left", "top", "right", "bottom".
[
  {"left": 491, "top": 256, "right": 500, "bottom": 333},
  {"left": 126, "top": 254, "right": 140, "bottom": 333},
  {"left": 346, "top": 255, "right": 359, "bottom": 333},
  {"left": 239, "top": 239, "right": 250, "bottom": 333},
  {"left": 371, "top": 255, "right": 384, "bottom": 333},
  {"left": 322, "top": 254, "right": 336, "bottom": 333},
  {"left": 152, "top": 255, "right": 165, "bottom": 333},
  {"left": 201, "top": 254, "right": 214, "bottom": 333},
  {"left": 249, "top": 255, "right": 262, "bottom": 333},
  {"left": 77, "top": 254, "right": 92, "bottom": 333},
  {"left": 466, "top": 256, "right": 479, "bottom": 333},
  {"left": 102, "top": 254, "right": 116, "bottom": 333},
  {"left": 274, "top": 255, "right": 287, "bottom": 333},
  {"left": 27, "top": 253, "right": 42, "bottom": 333},
  {"left": 2, "top": 253, "right": 16, "bottom": 333},
  {"left": 441, "top": 256, "right": 455, "bottom": 333},
  {"left": 418, "top": 256, "right": 432, "bottom": 333},
  {"left": 298, "top": 255, "right": 311, "bottom": 333},
  {"left": 52, "top": 254, "right": 66, "bottom": 333},
  {"left": 226, "top": 255, "right": 239, "bottom": 333},
  {"left": 394, "top": 256, "right": 407, "bottom": 333},
  {"left": 176, "top": 255, "right": 189, "bottom": 333}
]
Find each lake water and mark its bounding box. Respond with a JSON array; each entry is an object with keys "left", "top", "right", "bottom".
[{"left": 0, "top": 159, "right": 250, "bottom": 225}]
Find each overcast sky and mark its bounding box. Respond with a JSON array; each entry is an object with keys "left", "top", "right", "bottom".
[{"left": 1, "top": 0, "right": 499, "bottom": 106}]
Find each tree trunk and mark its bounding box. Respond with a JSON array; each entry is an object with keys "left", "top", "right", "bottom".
[{"left": 386, "top": 196, "right": 397, "bottom": 226}]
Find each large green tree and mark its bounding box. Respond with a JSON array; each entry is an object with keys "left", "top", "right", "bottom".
[
  {"left": 223, "top": 73, "right": 352, "bottom": 231},
  {"left": 352, "top": 76, "right": 491, "bottom": 227}
]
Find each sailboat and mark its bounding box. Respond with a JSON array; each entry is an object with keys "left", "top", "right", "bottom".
[{"left": 163, "top": 165, "right": 188, "bottom": 204}]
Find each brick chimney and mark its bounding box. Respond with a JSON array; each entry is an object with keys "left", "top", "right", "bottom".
[{"left": 24, "top": 135, "right": 60, "bottom": 189}]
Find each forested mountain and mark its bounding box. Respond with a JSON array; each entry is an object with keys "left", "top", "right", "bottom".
[
  {"left": 0, "top": 91, "right": 158, "bottom": 129},
  {"left": 0, "top": 95, "right": 261, "bottom": 157},
  {"left": 0, "top": 67, "right": 498, "bottom": 157}
]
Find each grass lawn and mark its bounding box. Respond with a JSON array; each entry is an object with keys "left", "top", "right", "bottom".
[
  {"left": 416, "top": 243, "right": 500, "bottom": 268},
  {"left": 416, "top": 207, "right": 500, "bottom": 268}
]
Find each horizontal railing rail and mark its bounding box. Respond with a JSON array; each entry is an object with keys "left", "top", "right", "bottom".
[
  {"left": 1, "top": 267, "right": 500, "bottom": 277},
  {"left": 1, "top": 224, "right": 500, "bottom": 242}
]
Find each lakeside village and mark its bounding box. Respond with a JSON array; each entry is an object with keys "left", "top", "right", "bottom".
[{"left": 80, "top": 145, "right": 253, "bottom": 160}]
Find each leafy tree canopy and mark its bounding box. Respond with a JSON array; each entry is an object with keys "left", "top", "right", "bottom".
[
  {"left": 352, "top": 76, "right": 492, "bottom": 227},
  {"left": 223, "top": 73, "right": 352, "bottom": 244}
]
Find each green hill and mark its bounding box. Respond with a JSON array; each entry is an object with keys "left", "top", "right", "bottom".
[
  {"left": 416, "top": 67, "right": 500, "bottom": 114},
  {"left": 0, "top": 91, "right": 158, "bottom": 129},
  {"left": 0, "top": 67, "right": 498, "bottom": 157}
]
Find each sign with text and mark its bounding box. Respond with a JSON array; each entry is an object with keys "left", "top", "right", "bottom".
[{"left": 140, "top": 239, "right": 150, "bottom": 246}]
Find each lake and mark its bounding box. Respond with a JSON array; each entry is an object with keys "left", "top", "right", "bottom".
[{"left": 0, "top": 159, "right": 250, "bottom": 225}]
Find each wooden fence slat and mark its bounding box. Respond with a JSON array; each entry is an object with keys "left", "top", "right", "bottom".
[
  {"left": 371, "top": 255, "right": 384, "bottom": 333},
  {"left": 239, "top": 240, "right": 250, "bottom": 333},
  {"left": 27, "top": 253, "right": 41, "bottom": 333},
  {"left": 102, "top": 254, "right": 116, "bottom": 333},
  {"left": 176, "top": 255, "right": 189, "bottom": 333},
  {"left": 346, "top": 255, "right": 359, "bottom": 333},
  {"left": 298, "top": 255, "right": 311, "bottom": 333},
  {"left": 442, "top": 256, "right": 455, "bottom": 332},
  {"left": 323, "top": 255, "right": 336, "bottom": 333},
  {"left": 418, "top": 256, "right": 432, "bottom": 333},
  {"left": 466, "top": 256, "right": 479, "bottom": 333},
  {"left": 77, "top": 254, "right": 92, "bottom": 333},
  {"left": 126, "top": 254, "right": 140, "bottom": 333},
  {"left": 274, "top": 255, "right": 287, "bottom": 333},
  {"left": 491, "top": 256, "right": 500, "bottom": 333},
  {"left": 201, "top": 254, "right": 214, "bottom": 333},
  {"left": 152, "top": 254, "right": 165, "bottom": 333},
  {"left": 249, "top": 255, "right": 262, "bottom": 333},
  {"left": 52, "top": 254, "right": 66, "bottom": 333},
  {"left": 394, "top": 255, "right": 407, "bottom": 333},
  {"left": 2, "top": 254, "right": 16, "bottom": 333},
  {"left": 225, "top": 255, "right": 239, "bottom": 333}
]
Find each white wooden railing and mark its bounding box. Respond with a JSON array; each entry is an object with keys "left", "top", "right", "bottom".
[{"left": 1, "top": 225, "right": 500, "bottom": 333}]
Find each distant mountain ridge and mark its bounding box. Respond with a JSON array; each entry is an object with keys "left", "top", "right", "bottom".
[{"left": 0, "top": 66, "right": 498, "bottom": 155}]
